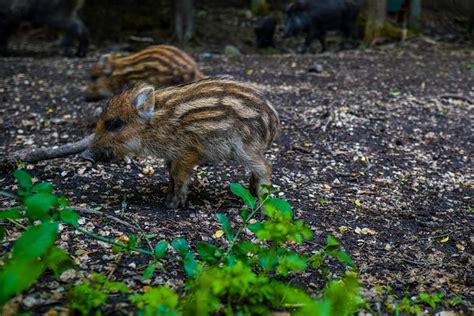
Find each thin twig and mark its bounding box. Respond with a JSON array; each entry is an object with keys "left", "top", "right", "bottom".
[
  {"left": 73, "top": 207, "right": 137, "bottom": 230},
  {"left": 399, "top": 258, "right": 430, "bottom": 267},
  {"left": 439, "top": 94, "right": 473, "bottom": 104},
  {"left": 107, "top": 253, "right": 123, "bottom": 280},
  {"left": 223, "top": 194, "right": 269, "bottom": 258},
  {"left": 0, "top": 191, "right": 18, "bottom": 200},
  {"left": 128, "top": 215, "right": 155, "bottom": 253},
  {"left": 75, "top": 226, "right": 154, "bottom": 256},
  {"left": 419, "top": 227, "right": 467, "bottom": 240},
  {"left": 3, "top": 218, "right": 27, "bottom": 230}
]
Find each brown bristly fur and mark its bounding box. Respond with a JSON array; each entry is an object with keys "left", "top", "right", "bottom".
[
  {"left": 86, "top": 79, "right": 280, "bottom": 209},
  {"left": 84, "top": 45, "right": 206, "bottom": 101}
]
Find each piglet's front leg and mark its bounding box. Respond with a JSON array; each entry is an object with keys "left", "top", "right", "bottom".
[{"left": 164, "top": 151, "right": 201, "bottom": 209}]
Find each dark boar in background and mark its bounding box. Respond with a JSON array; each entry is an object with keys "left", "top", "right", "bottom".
[
  {"left": 283, "top": 0, "right": 362, "bottom": 53},
  {"left": 0, "top": 0, "right": 89, "bottom": 56},
  {"left": 255, "top": 15, "right": 277, "bottom": 48}
]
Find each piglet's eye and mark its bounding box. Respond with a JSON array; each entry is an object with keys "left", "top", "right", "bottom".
[{"left": 104, "top": 118, "right": 125, "bottom": 131}]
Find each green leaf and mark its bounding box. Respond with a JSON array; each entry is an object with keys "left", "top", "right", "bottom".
[
  {"left": 105, "top": 281, "right": 129, "bottom": 294},
  {"left": 235, "top": 241, "right": 259, "bottom": 254},
  {"left": 226, "top": 254, "right": 237, "bottom": 266},
  {"left": 326, "top": 235, "right": 341, "bottom": 250},
  {"left": 142, "top": 264, "right": 156, "bottom": 281},
  {"left": 43, "top": 246, "right": 74, "bottom": 278},
  {"left": 197, "top": 243, "right": 222, "bottom": 263},
  {"left": 24, "top": 192, "right": 58, "bottom": 221},
  {"left": 154, "top": 241, "right": 169, "bottom": 259},
  {"left": 0, "top": 208, "right": 22, "bottom": 219},
  {"left": 448, "top": 296, "right": 462, "bottom": 306},
  {"left": 183, "top": 252, "right": 201, "bottom": 278},
  {"left": 276, "top": 254, "right": 307, "bottom": 276},
  {"left": 216, "top": 213, "right": 234, "bottom": 241},
  {"left": 319, "top": 272, "right": 364, "bottom": 316},
  {"left": 263, "top": 198, "right": 293, "bottom": 219},
  {"left": 230, "top": 183, "right": 257, "bottom": 208},
  {"left": 171, "top": 237, "right": 189, "bottom": 256},
  {"left": 389, "top": 90, "right": 401, "bottom": 97},
  {"left": 31, "top": 182, "right": 54, "bottom": 194},
  {"left": 310, "top": 254, "right": 324, "bottom": 269},
  {"left": 258, "top": 252, "right": 278, "bottom": 271},
  {"left": 240, "top": 208, "right": 248, "bottom": 221},
  {"left": 57, "top": 196, "right": 70, "bottom": 208},
  {"left": 60, "top": 209, "right": 80, "bottom": 226},
  {"left": 14, "top": 169, "right": 32, "bottom": 191},
  {"left": 0, "top": 226, "right": 4, "bottom": 242},
  {"left": 128, "top": 235, "right": 137, "bottom": 249},
  {"left": 326, "top": 250, "right": 355, "bottom": 268},
  {"left": 0, "top": 260, "right": 46, "bottom": 306},
  {"left": 12, "top": 222, "right": 59, "bottom": 260},
  {"left": 247, "top": 222, "right": 263, "bottom": 233},
  {"left": 129, "top": 286, "right": 179, "bottom": 311}
]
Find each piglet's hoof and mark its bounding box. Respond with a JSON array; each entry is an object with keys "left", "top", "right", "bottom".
[{"left": 164, "top": 193, "right": 187, "bottom": 209}]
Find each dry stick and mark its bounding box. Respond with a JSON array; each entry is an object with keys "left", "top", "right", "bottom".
[
  {"left": 107, "top": 253, "right": 123, "bottom": 280},
  {"left": 439, "top": 94, "right": 473, "bottom": 104},
  {"left": 73, "top": 207, "right": 137, "bottom": 231},
  {"left": 5, "top": 134, "right": 94, "bottom": 163}
]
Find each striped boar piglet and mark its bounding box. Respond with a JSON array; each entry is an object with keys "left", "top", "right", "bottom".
[
  {"left": 84, "top": 45, "right": 206, "bottom": 101},
  {"left": 82, "top": 79, "right": 280, "bottom": 209}
]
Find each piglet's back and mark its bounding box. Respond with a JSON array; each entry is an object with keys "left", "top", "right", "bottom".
[
  {"left": 113, "top": 45, "right": 205, "bottom": 85},
  {"left": 153, "top": 79, "right": 280, "bottom": 149}
]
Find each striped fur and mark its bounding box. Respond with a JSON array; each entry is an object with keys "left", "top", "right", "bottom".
[
  {"left": 86, "top": 79, "right": 280, "bottom": 208},
  {"left": 84, "top": 45, "right": 206, "bottom": 101}
]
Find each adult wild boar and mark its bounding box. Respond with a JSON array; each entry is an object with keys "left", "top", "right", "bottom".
[
  {"left": 255, "top": 15, "right": 277, "bottom": 49},
  {"left": 0, "top": 0, "right": 89, "bottom": 56},
  {"left": 283, "top": 0, "right": 362, "bottom": 53}
]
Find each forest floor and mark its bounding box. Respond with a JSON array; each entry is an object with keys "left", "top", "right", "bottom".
[{"left": 0, "top": 38, "right": 473, "bottom": 314}]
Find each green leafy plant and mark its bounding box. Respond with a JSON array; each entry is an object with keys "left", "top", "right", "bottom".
[
  {"left": 0, "top": 170, "right": 74, "bottom": 306},
  {"left": 68, "top": 273, "right": 129, "bottom": 315},
  {"left": 0, "top": 170, "right": 160, "bottom": 307},
  {"left": 129, "top": 286, "right": 181, "bottom": 316},
  {"left": 165, "top": 183, "right": 362, "bottom": 315},
  {"left": 2, "top": 171, "right": 365, "bottom": 315},
  {"left": 383, "top": 290, "right": 463, "bottom": 315},
  {"left": 418, "top": 292, "right": 443, "bottom": 309}
]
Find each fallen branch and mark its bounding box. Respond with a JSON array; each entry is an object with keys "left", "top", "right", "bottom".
[
  {"left": 1, "top": 205, "right": 136, "bottom": 230},
  {"left": 73, "top": 207, "right": 137, "bottom": 230},
  {"left": 4, "top": 134, "right": 94, "bottom": 163},
  {"left": 439, "top": 94, "right": 473, "bottom": 104}
]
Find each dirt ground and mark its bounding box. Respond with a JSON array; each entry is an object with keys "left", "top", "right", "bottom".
[{"left": 0, "top": 38, "right": 473, "bottom": 314}]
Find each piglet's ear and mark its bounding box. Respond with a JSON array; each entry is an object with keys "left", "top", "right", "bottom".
[{"left": 133, "top": 85, "right": 155, "bottom": 120}]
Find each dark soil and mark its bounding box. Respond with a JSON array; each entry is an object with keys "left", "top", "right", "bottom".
[{"left": 0, "top": 37, "right": 473, "bottom": 314}]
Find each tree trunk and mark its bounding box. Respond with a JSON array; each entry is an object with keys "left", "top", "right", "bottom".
[
  {"left": 408, "top": 0, "right": 422, "bottom": 30},
  {"left": 364, "top": 0, "right": 387, "bottom": 45},
  {"left": 174, "top": 0, "right": 194, "bottom": 42},
  {"left": 469, "top": 1, "right": 474, "bottom": 33}
]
